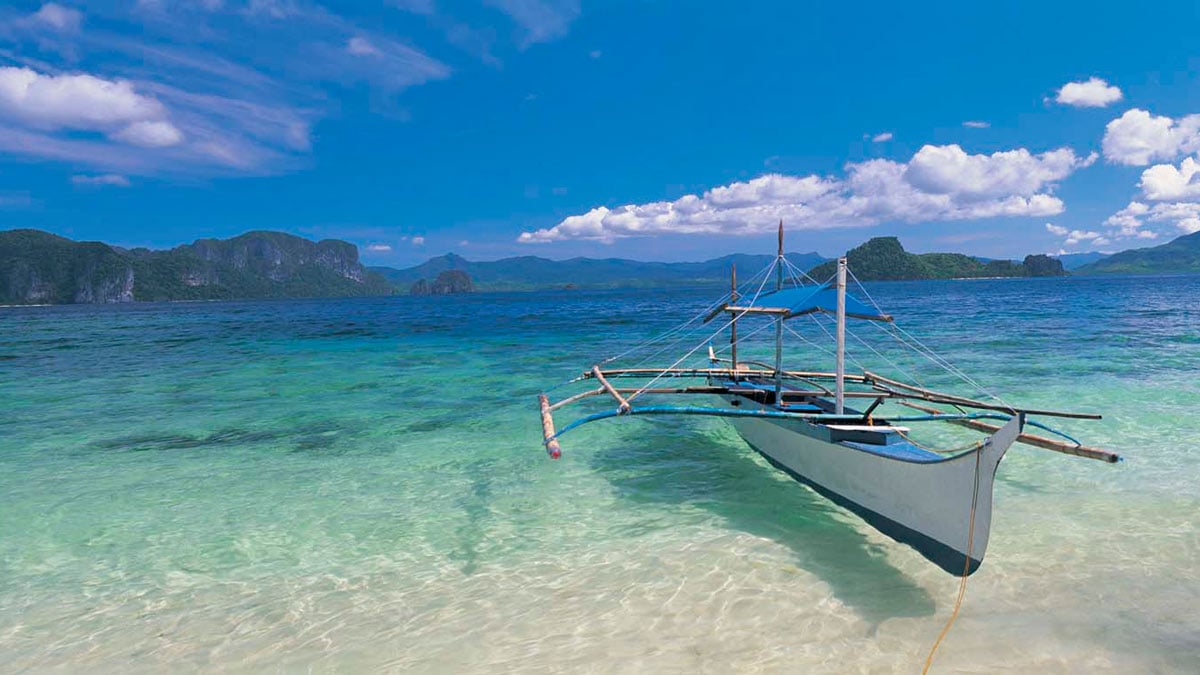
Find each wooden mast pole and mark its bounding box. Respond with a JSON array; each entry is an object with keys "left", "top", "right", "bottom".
[
  {"left": 835, "top": 256, "right": 847, "bottom": 415},
  {"left": 774, "top": 220, "right": 784, "bottom": 406},
  {"left": 730, "top": 263, "right": 739, "bottom": 372}
]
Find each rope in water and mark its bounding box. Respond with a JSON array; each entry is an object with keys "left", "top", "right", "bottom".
[{"left": 921, "top": 438, "right": 984, "bottom": 673}]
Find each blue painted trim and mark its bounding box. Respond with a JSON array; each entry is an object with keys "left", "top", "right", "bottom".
[{"left": 741, "top": 439, "right": 983, "bottom": 576}]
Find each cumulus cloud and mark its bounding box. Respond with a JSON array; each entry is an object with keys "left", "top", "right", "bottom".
[
  {"left": 1139, "top": 156, "right": 1200, "bottom": 201},
  {"left": 871, "top": 132, "right": 893, "bottom": 142},
  {"left": 71, "top": 173, "right": 131, "bottom": 187},
  {"left": 366, "top": 243, "right": 392, "bottom": 252},
  {"left": 0, "top": 66, "right": 183, "bottom": 150},
  {"left": 1102, "top": 109, "right": 1200, "bottom": 166},
  {"left": 1099, "top": 200, "right": 1199, "bottom": 238},
  {"left": 411, "top": 235, "right": 426, "bottom": 245},
  {"left": 962, "top": 121, "right": 990, "bottom": 129},
  {"left": 1055, "top": 77, "right": 1123, "bottom": 108},
  {"left": 1045, "top": 223, "right": 1068, "bottom": 236},
  {"left": 0, "top": 67, "right": 166, "bottom": 131},
  {"left": 520, "top": 144, "right": 1093, "bottom": 243}
]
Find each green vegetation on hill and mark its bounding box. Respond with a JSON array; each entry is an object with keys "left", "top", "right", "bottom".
[
  {"left": 807, "top": 237, "right": 1066, "bottom": 281},
  {"left": 1, "top": 229, "right": 134, "bottom": 304},
  {"left": 1075, "top": 231, "right": 1200, "bottom": 274},
  {"left": 0, "top": 229, "right": 393, "bottom": 305}
]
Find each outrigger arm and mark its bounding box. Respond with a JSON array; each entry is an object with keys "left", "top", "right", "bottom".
[{"left": 536, "top": 366, "right": 1120, "bottom": 463}]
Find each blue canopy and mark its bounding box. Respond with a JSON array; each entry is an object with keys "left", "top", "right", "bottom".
[{"left": 743, "top": 283, "right": 892, "bottom": 322}]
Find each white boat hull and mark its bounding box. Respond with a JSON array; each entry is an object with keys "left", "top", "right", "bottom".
[{"left": 724, "top": 398, "right": 1022, "bottom": 575}]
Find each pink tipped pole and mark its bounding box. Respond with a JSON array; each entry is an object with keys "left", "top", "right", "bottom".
[{"left": 538, "top": 394, "right": 563, "bottom": 460}]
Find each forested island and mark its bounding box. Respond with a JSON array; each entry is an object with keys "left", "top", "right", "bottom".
[
  {"left": 1074, "top": 230, "right": 1200, "bottom": 274},
  {"left": 806, "top": 237, "right": 1065, "bottom": 281}
]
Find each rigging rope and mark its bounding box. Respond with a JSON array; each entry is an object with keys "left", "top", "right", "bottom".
[
  {"left": 921, "top": 439, "right": 984, "bottom": 674},
  {"left": 624, "top": 258, "right": 780, "bottom": 401}
]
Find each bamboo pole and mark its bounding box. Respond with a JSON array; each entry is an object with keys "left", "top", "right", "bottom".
[
  {"left": 538, "top": 394, "right": 562, "bottom": 459},
  {"left": 864, "top": 370, "right": 1103, "bottom": 420},
  {"left": 592, "top": 365, "right": 631, "bottom": 413},
  {"left": 730, "top": 263, "right": 739, "bottom": 370},
  {"left": 594, "top": 367, "right": 870, "bottom": 383},
  {"left": 896, "top": 401, "right": 1120, "bottom": 463}
]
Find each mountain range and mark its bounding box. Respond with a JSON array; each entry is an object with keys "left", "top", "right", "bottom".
[
  {"left": 2, "top": 227, "right": 1198, "bottom": 305},
  {"left": 370, "top": 251, "right": 828, "bottom": 291}
]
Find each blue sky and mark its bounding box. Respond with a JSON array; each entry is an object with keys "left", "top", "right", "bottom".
[{"left": 2, "top": 1, "right": 1200, "bottom": 266}]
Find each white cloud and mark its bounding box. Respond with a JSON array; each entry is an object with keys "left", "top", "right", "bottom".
[
  {"left": 1055, "top": 77, "right": 1123, "bottom": 108},
  {"left": 366, "top": 243, "right": 392, "bottom": 252},
  {"left": 31, "top": 3, "right": 83, "bottom": 32},
  {"left": 871, "top": 132, "right": 893, "bottom": 142},
  {"left": 1139, "top": 156, "right": 1200, "bottom": 201},
  {"left": 1063, "top": 229, "right": 1102, "bottom": 245},
  {"left": 0, "top": 66, "right": 185, "bottom": 152},
  {"left": 411, "top": 235, "right": 426, "bottom": 245},
  {"left": 111, "top": 119, "right": 184, "bottom": 147},
  {"left": 71, "top": 173, "right": 131, "bottom": 187},
  {"left": 904, "top": 144, "right": 1092, "bottom": 199},
  {"left": 0, "top": 67, "right": 168, "bottom": 132},
  {"left": 1099, "top": 200, "right": 1200, "bottom": 238},
  {"left": 0, "top": 2, "right": 453, "bottom": 176},
  {"left": 1102, "top": 109, "right": 1200, "bottom": 166},
  {"left": 1104, "top": 201, "right": 1150, "bottom": 237},
  {"left": 1045, "top": 223, "right": 1068, "bottom": 236},
  {"left": 520, "top": 144, "right": 1093, "bottom": 243},
  {"left": 963, "top": 121, "right": 990, "bottom": 129}
]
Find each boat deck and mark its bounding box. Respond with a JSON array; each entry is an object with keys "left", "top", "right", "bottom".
[{"left": 721, "top": 377, "right": 949, "bottom": 463}]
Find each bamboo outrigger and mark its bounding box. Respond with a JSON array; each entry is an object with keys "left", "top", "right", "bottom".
[{"left": 535, "top": 222, "right": 1119, "bottom": 576}]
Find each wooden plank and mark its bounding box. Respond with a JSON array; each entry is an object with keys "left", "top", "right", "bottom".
[
  {"left": 592, "top": 365, "right": 631, "bottom": 413},
  {"left": 538, "top": 394, "right": 562, "bottom": 459},
  {"left": 896, "top": 401, "right": 1120, "bottom": 463}
]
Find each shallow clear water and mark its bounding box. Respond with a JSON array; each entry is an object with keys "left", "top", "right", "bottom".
[{"left": 1, "top": 275, "right": 1198, "bottom": 672}]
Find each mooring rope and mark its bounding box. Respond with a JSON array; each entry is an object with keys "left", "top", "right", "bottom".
[{"left": 921, "top": 439, "right": 984, "bottom": 673}]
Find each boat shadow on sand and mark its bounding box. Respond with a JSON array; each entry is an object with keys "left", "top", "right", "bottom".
[{"left": 588, "top": 418, "right": 937, "bottom": 631}]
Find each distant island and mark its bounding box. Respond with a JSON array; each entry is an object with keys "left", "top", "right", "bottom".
[
  {"left": 0, "top": 229, "right": 391, "bottom": 304},
  {"left": 1075, "top": 230, "right": 1200, "bottom": 274},
  {"left": 409, "top": 270, "right": 473, "bottom": 295},
  {"left": 806, "top": 237, "right": 1065, "bottom": 281}
]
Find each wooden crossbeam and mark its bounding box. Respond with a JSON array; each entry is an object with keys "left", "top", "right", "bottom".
[
  {"left": 592, "top": 365, "right": 631, "bottom": 413},
  {"left": 897, "top": 401, "right": 1119, "bottom": 463}
]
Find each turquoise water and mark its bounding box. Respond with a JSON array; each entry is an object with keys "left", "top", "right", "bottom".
[{"left": 1, "top": 276, "right": 1198, "bottom": 672}]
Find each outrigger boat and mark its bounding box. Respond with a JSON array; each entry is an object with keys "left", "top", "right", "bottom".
[{"left": 536, "top": 223, "right": 1119, "bottom": 576}]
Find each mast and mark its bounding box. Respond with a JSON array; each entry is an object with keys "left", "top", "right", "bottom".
[
  {"left": 730, "top": 263, "right": 738, "bottom": 372},
  {"left": 774, "top": 220, "right": 784, "bottom": 406},
  {"left": 835, "top": 256, "right": 847, "bottom": 415}
]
